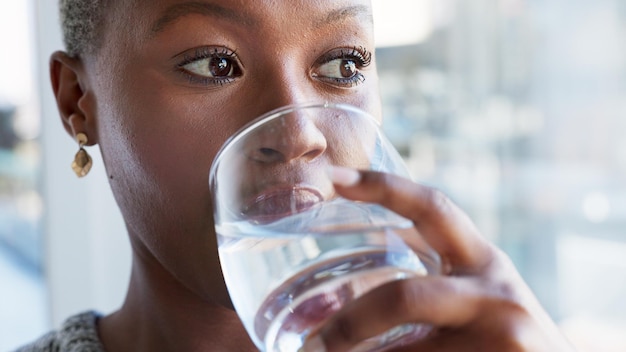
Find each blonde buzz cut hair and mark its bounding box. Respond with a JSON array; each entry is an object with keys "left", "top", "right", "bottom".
[{"left": 59, "top": 0, "right": 106, "bottom": 57}]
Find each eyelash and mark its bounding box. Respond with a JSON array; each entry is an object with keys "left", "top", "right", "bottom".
[
  {"left": 175, "top": 45, "right": 373, "bottom": 88},
  {"left": 176, "top": 46, "right": 241, "bottom": 86},
  {"left": 313, "top": 46, "right": 372, "bottom": 87}
]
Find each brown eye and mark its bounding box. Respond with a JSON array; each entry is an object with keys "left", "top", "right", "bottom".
[
  {"left": 340, "top": 60, "right": 357, "bottom": 78},
  {"left": 311, "top": 47, "right": 371, "bottom": 88},
  {"left": 184, "top": 56, "right": 236, "bottom": 78},
  {"left": 209, "top": 57, "right": 233, "bottom": 77},
  {"left": 317, "top": 58, "right": 358, "bottom": 79},
  {"left": 176, "top": 46, "right": 244, "bottom": 86}
]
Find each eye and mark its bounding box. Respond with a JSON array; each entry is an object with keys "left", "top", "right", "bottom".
[
  {"left": 312, "top": 46, "right": 372, "bottom": 88},
  {"left": 317, "top": 58, "right": 359, "bottom": 79},
  {"left": 185, "top": 56, "right": 235, "bottom": 78},
  {"left": 176, "top": 46, "right": 243, "bottom": 86}
]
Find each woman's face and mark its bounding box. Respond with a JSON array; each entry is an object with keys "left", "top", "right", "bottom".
[{"left": 85, "top": 0, "right": 380, "bottom": 303}]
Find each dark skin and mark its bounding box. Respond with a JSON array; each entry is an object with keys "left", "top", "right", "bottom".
[{"left": 49, "top": 0, "right": 575, "bottom": 351}]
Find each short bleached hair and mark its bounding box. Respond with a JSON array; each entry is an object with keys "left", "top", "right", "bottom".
[{"left": 59, "top": 0, "right": 107, "bottom": 57}]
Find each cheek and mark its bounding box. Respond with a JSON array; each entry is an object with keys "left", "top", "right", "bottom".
[
  {"left": 338, "top": 70, "right": 382, "bottom": 122},
  {"left": 95, "top": 81, "right": 249, "bottom": 298},
  {"left": 97, "top": 79, "right": 243, "bottom": 248}
]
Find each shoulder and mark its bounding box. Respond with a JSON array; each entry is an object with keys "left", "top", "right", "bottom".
[{"left": 14, "top": 311, "right": 105, "bottom": 352}]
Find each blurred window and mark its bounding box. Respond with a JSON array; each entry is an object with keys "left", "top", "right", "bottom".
[
  {"left": 374, "top": 0, "right": 626, "bottom": 350},
  {"left": 0, "top": 1, "right": 48, "bottom": 350}
]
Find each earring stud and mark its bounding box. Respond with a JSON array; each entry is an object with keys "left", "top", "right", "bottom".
[{"left": 71, "top": 132, "right": 93, "bottom": 177}]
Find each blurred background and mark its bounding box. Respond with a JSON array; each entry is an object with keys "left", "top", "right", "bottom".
[{"left": 1, "top": 0, "right": 626, "bottom": 350}]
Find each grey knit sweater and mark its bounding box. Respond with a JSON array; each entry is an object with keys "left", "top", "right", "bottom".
[{"left": 15, "top": 311, "right": 105, "bottom": 352}]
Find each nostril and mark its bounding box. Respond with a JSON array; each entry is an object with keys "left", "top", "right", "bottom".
[
  {"left": 259, "top": 148, "right": 275, "bottom": 156},
  {"left": 303, "top": 148, "right": 324, "bottom": 160},
  {"left": 255, "top": 147, "right": 283, "bottom": 162},
  {"left": 260, "top": 147, "right": 283, "bottom": 158}
]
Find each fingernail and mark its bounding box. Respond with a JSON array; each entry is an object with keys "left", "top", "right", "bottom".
[
  {"left": 329, "top": 165, "right": 361, "bottom": 187},
  {"left": 299, "top": 335, "right": 326, "bottom": 352}
]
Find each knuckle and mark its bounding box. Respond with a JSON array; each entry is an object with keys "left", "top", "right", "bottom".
[
  {"left": 480, "top": 276, "right": 526, "bottom": 314},
  {"left": 494, "top": 280, "right": 521, "bottom": 304},
  {"left": 481, "top": 253, "right": 529, "bottom": 308},
  {"left": 476, "top": 295, "right": 536, "bottom": 352},
  {"left": 421, "top": 187, "right": 454, "bottom": 219},
  {"left": 490, "top": 246, "right": 515, "bottom": 267},
  {"left": 496, "top": 314, "right": 538, "bottom": 352}
]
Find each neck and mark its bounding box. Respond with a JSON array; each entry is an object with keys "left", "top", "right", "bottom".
[{"left": 98, "top": 251, "right": 256, "bottom": 352}]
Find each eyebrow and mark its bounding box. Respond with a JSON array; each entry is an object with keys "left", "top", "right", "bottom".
[
  {"left": 151, "top": 2, "right": 372, "bottom": 34},
  {"left": 151, "top": 2, "right": 257, "bottom": 33},
  {"left": 316, "top": 5, "right": 373, "bottom": 28}
]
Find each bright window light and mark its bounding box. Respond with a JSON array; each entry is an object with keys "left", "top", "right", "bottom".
[{"left": 372, "top": 0, "right": 434, "bottom": 47}]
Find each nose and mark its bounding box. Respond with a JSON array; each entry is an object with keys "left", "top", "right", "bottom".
[
  {"left": 248, "top": 109, "right": 328, "bottom": 163},
  {"left": 246, "top": 57, "right": 329, "bottom": 163}
]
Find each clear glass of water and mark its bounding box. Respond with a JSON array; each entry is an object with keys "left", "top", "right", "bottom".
[{"left": 209, "top": 103, "right": 441, "bottom": 352}]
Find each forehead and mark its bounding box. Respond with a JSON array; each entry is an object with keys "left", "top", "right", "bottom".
[{"left": 113, "top": 0, "right": 373, "bottom": 36}]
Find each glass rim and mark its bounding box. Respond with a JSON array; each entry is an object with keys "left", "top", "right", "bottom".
[{"left": 208, "top": 102, "right": 381, "bottom": 188}]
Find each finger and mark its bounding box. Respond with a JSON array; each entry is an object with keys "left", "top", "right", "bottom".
[
  {"left": 306, "top": 276, "right": 484, "bottom": 352},
  {"left": 330, "top": 166, "right": 494, "bottom": 272},
  {"left": 391, "top": 330, "right": 486, "bottom": 352},
  {"left": 391, "top": 312, "right": 545, "bottom": 352}
]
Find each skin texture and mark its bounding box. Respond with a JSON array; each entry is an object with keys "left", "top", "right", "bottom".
[{"left": 49, "top": 0, "right": 575, "bottom": 351}]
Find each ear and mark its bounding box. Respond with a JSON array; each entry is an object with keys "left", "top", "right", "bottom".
[{"left": 49, "top": 51, "right": 98, "bottom": 146}]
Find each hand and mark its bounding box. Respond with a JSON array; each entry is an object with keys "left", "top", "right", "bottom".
[{"left": 302, "top": 167, "right": 575, "bottom": 352}]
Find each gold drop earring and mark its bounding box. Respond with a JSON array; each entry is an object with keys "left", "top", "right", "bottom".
[{"left": 71, "top": 132, "right": 93, "bottom": 177}]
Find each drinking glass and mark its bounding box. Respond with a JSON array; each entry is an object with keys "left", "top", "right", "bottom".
[{"left": 209, "top": 103, "right": 441, "bottom": 351}]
